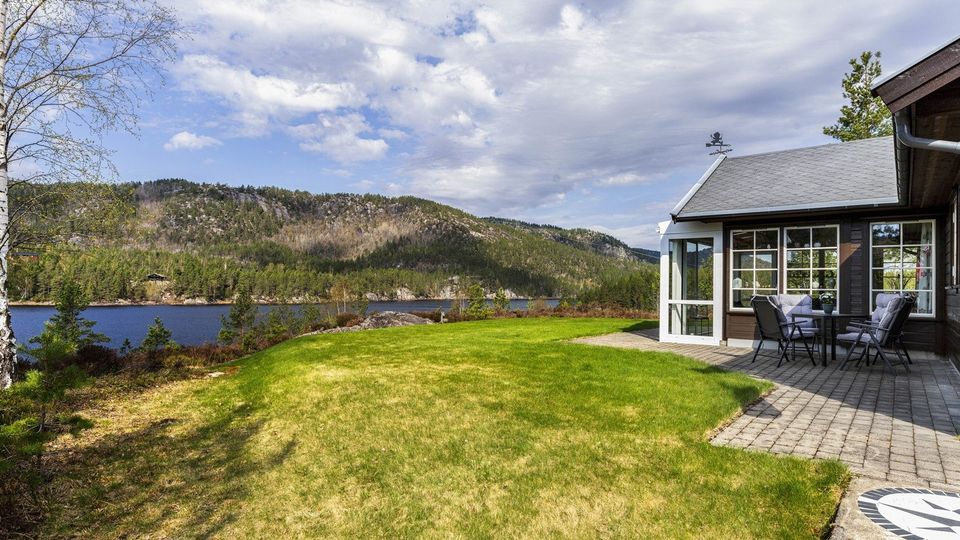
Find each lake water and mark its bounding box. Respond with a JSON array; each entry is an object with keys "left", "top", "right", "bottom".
[{"left": 11, "top": 299, "right": 558, "bottom": 348}]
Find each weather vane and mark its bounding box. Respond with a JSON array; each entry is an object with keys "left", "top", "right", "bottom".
[{"left": 706, "top": 132, "right": 733, "bottom": 156}]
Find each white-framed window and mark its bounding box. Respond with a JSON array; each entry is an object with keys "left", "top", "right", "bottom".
[
  {"left": 870, "top": 220, "right": 935, "bottom": 316},
  {"left": 730, "top": 228, "right": 779, "bottom": 309},
  {"left": 784, "top": 225, "right": 839, "bottom": 310}
]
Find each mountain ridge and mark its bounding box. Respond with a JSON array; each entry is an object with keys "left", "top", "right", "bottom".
[{"left": 9, "top": 179, "right": 658, "bottom": 303}]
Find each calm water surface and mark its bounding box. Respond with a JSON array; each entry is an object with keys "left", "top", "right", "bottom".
[{"left": 11, "top": 299, "right": 557, "bottom": 348}]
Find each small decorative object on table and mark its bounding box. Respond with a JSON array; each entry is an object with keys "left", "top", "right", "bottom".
[{"left": 820, "top": 292, "right": 836, "bottom": 315}]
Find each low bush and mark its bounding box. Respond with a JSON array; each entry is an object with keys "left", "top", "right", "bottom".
[
  {"left": 73, "top": 344, "right": 122, "bottom": 375},
  {"left": 409, "top": 310, "right": 442, "bottom": 323},
  {"left": 336, "top": 312, "right": 363, "bottom": 328}
]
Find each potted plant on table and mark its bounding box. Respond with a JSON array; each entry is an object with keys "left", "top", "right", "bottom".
[{"left": 820, "top": 292, "right": 836, "bottom": 315}]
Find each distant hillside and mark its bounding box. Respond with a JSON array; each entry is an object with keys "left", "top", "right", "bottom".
[
  {"left": 484, "top": 218, "right": 658, "bottom": 263},
  {"left": 9, "top": 179, "right": 654, "bottom": 303}
]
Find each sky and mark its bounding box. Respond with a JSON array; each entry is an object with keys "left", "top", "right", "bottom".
[{"left": 101, "top": 0, "right": 960, "bottom": 249}]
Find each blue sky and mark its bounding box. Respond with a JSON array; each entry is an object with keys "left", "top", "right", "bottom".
[{"left": 99, "top": 1, "right": 960, "bottom": 248}]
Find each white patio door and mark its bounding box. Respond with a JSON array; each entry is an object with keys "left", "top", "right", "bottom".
[{"left": 659, "top": 225, "right": 723, "bottom": 345}]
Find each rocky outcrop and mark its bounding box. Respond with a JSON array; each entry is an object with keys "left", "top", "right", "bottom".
[
  {"left": 359, "top": 311, "right": 433, "bottom": 328},
  {"left": 308, "top": 311, "right": 434, "bottom": 335}
]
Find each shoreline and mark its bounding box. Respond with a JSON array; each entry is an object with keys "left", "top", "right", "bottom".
[{"left": 11, "top": 298, "right": 551, "bottom": 308}]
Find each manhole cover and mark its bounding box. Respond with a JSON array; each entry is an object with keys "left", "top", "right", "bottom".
[{"left": 858, "top": 488, "right": 960, "bottom": 539}]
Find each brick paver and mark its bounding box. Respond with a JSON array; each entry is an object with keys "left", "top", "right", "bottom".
[{"left": 574, "top": 330, "right": 960, "bottom": 488}]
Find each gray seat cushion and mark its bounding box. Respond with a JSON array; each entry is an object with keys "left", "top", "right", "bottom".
[
  {"left": 874, "top": 296, "right": 905, "bottom": 344},
  {"left": 771, "top": 294, "right": 817, "bottom": 329},
  {"left": 846, "top": 293, "right": 899, "bottom": 332},
  {"left": 836, "top": 331, "right": 870, "bottom": 344},
  {"left": 842, "top": 296, "right": 905, "bottom": 345}
]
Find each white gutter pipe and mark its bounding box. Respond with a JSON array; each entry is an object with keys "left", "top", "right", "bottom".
[{"left": 897, "top": 120, "right": 960, "bottom": 154}]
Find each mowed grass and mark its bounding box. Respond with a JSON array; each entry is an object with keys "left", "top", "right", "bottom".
[{"left": 44, "top": 318, "right": 847, "bottom": 538}]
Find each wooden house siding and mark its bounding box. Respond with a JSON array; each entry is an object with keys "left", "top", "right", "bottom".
[{"left": 721, "top": 211, "right": 947, "bottom": 354}]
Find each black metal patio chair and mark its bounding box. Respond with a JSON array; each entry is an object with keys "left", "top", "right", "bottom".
[
  {"left": 844, "top": 292, "right": 913, "bottom": 366},
  {"left": 750, "top": 296, "right": 818, "bottom": 367},
  {"left": 836, "top": 294, "right": 915, "bottom": 373}
]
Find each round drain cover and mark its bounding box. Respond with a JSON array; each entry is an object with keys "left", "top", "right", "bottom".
[{"left": 858, "top": 487, "right": 960, "bottom": 539}]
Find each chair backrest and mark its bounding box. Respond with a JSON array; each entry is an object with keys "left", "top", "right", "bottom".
[
  {"left": 772, "top": 294, "right": 815, "bottom": 327},
  {"left": 872, "top": 293, "right": 900, "bottom": 324},
  {"left": 874, "top": 294, "right": 915, "bottom": 346},
  {"left": 751, "top": 296, "right": 786, "bottom": 340}
]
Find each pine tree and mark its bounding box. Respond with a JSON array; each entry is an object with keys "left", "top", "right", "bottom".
[
  {"left": 823, "top": 51, "right": 893, "bottom": 142},
  {"left": 219, "top": 284, "right": 257, "bottom": 343},
  {"left": 140, "top": 317, "right": 175, "bottom": 353},
  {"left": 465, "top": 284, "right": 492, "bottom": 320},
  {"left": 493, "top": 288, "right": 510, "bottom": 313},
  {"left": 32, "top": 281, "right": 108, "bottom": 349}
]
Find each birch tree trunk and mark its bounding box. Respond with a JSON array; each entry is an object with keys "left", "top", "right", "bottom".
[
  {"left": 0, "top": 0, "right": 15, "bottom": 390},
  {"left": 0, "top": 0, "right": 178, "bottom": 389}
]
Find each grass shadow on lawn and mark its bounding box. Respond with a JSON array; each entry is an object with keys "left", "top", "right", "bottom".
[
  {"left": 46, "top": 401, "right": 293, "bottom": 538},
  {"left": 41, "top": 318, "right": 848, "bottom": 538},
  {"left": 691, "top": 364, "right": 774, "bottom": 407},
  {"left": 617, "top": 319, "right": 658, "bottom": 333}
]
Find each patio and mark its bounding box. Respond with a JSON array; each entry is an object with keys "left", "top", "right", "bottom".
[{"left": 574, "top": 328, "right": 960, "bottom": 489}]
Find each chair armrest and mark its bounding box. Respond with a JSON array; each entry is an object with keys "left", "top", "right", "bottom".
[
  {"left": 847, "top": 322, "right": 879, "bottom": 329},
  {"left": 779, "top": 322, "right": 810, "bottom": 338},
  {"left": 848, "top": 321, "right": 882, "bottom": 335}
]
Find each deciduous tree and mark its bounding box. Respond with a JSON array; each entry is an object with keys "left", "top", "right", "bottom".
[{"left": 0, "top": 0, "right": 181, "bottom": 388}]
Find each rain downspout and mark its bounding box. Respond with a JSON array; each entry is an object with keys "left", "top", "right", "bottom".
[{"left": 896, "top": 120, "right": 960, "bottom": 154}]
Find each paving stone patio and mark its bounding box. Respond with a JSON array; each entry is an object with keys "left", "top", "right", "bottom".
[{"left": 573, "top": 330, "right": 960, "bottom": 489}]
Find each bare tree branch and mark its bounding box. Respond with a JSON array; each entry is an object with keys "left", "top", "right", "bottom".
[{"left": 0, "top": 0, "right": 182, "bottom": 384}]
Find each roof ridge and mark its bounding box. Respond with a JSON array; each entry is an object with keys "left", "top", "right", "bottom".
[{"left": 725, "top": 135, "right": 892, "bottom": 161}]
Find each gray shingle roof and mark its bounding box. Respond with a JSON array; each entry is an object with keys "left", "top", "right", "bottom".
[{"left": 674, "top": 136, "right": 899, "bottom": 220}]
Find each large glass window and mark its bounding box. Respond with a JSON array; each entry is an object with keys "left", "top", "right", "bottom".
[
  {"left": 667, "top": 238, "right": 714, "bottom": 336},
  {"left": 785, "top": 226, "right": 839, "bottom": 310},
  {"left": 730, "top": 229, "right": 778, "bottom": 309},
  {"left": 871, "top": 221, "right": 935, "bottom": 315}
]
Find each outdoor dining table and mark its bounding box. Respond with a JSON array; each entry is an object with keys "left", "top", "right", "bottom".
[{"left": 790, "top": 312, "right": 868, "bottom": 366}]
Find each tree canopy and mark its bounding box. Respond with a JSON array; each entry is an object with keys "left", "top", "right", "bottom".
[{"left": 823, "top": 51, "right": 893, "bottom": 142}]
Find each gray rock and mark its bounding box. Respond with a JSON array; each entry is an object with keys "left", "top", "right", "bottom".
[
  {"left": 358, "top": 311, "right": 433, "bottom": 329},
  {"left": 304, "top": 311, "right": 433, "bottom": 336}
]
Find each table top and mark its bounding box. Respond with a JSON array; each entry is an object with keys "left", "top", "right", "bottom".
[{"left": 790, "top": 312, "right": 868, "bottom": 319}]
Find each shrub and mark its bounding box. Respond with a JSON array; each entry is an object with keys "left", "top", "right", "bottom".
[
  {"left": 409, "top": 310, "right": 442, "bottom": 323},
  {"left": 1, "top": 333, "right": 92, "bottom": 534},
  {"left": 74, "top": 345, "right": 122, "bottom": 375},
  {"left": 336, "top": 312, "right": 363, "bottom": 328},
  {"left": 526, "top": 297, "right": 550, "bottom": 312}
]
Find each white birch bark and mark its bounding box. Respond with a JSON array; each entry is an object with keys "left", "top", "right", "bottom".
[{"left": 0, "top": 0, "right": 15, "bottom": 390}]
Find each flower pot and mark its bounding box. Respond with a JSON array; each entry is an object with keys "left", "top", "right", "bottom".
[{"left": 822, "top": 304, "right": 835, "bottom": 315}]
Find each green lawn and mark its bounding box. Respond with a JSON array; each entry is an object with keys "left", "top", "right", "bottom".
[{"left": 45, "top": 318, "right": 847, "bottom": 538}]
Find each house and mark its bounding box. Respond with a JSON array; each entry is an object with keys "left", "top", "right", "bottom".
[{"left": 657, "top": 36, "right": 960, "bottom": 360}]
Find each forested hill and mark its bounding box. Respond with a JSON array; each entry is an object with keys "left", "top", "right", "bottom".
[
  {"left": 9, "top": 179, "right": 657, "bottom": 303},
  {"left": 483, "top": 218, "right": 659, "bottom": 264}
]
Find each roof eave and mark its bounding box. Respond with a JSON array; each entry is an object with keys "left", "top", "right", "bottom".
[
  {"left": 673, "top": 197, "right": 903, "bottom": 222},
  {"left": 669, "top": 155, "right": 726, "bottom": 220},
  {"left": 871, "top": 37, "right": 960, "bottom": 114}
]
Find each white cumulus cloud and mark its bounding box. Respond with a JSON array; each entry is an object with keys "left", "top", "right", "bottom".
[
  {"left": 165, "top": 0, "right": 960, "bottom": 233},
  {"left": 292, "top": 114, "right": 389, "bottom": 162},
  {"left": 163, "top": 131, "right": 222, "bottom": 151}
]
